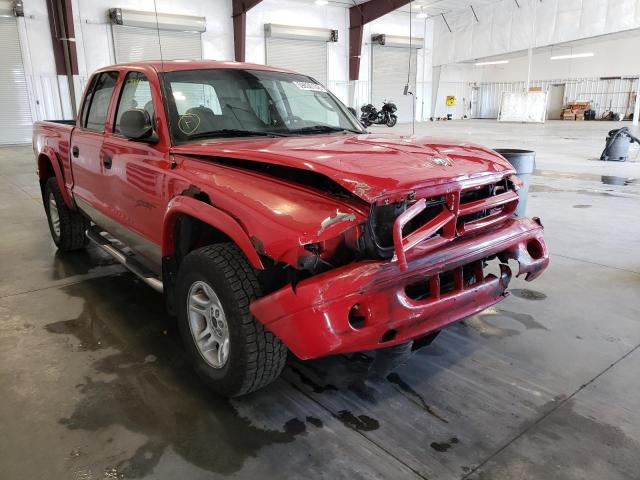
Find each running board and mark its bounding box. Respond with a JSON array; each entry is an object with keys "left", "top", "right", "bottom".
[{"left": 86, "top": 226, "right": 163, "bottom": 293}]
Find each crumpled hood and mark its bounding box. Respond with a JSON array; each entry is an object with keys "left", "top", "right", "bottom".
[{"left": 171, "top": 133, "right": 515, "bottom": 203}]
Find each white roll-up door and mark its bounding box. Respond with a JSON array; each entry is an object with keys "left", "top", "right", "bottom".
[
  {"left": 371, "top": 45, "right": 418, "bottom": 123},
  {"left": 0, "top": 16, "right": 32, "bottom": 144},
  {"left": 112, "top": 25, "right": 202, "bottom": 63},
  {"left": 266, "top": 38, "right": 328, "bottom": 85}
]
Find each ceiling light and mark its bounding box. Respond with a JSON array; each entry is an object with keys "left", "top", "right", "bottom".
[
  {"left": 314, "top": 0, "right": 328, "bottom": 5},
  {"left": 550, "top": 52, "right": 594, "bottom": 60},
  {"left": 475, "top": 60, "right": 509, "bottom": 66},
  {"left": 416, "top": 12, "right": 428, "bottom": 18}
]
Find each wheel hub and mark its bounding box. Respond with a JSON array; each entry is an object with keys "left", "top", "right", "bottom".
[
  {"left": 48, "top": 191, "right": 60, "bottom": 238},
  {"left": 187, "top": 281, "right": 230, "bottom": 369}
]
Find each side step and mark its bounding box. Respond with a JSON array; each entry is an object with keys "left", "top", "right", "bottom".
[{"left": 86, "top": 226, "right": 164, "bottom": 293}]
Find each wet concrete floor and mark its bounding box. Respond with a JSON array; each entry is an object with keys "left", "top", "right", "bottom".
[{"left": 1, "top": 120, "right": 639, "bottom": 479}]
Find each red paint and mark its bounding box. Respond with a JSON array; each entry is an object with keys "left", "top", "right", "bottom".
[
  {"left": 33, "top": 61, "right": 548, "bottom": 360},
  {"left": 251, "top": 217, "right": 548, "bottom": 359},
  {"left": 162, "top": 195, "right": 264, "bottom": 269}
]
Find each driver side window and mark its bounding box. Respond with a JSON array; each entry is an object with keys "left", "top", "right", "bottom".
[{"left": 114, "top": 72, "right": 154, "bottom": 134}]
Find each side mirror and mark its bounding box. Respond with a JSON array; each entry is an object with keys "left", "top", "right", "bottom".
[
  {"left": 348, "top": 107, "right": 357, "bottom": 117},
  {"left": 120, "top": 109, "right": 155, "bottom": 141}
]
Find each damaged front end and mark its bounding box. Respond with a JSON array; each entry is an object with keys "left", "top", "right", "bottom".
[{"left": 249, "top": 172, "right": 549, "bottom": 359}]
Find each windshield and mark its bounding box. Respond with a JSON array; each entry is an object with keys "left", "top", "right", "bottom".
[{"left": 162, "top": 68, "right": 365, "bottom": 143}]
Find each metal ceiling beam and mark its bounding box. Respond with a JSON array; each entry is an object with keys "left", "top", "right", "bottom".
[
  {"left": 232, "top": 0, "right": 263, "bottom": 62},
  {"left": 46, "top": 0, "right": 79, "bottom": 115},
  {"left": 349, "top": 0, "right": 412, "bottom": 81}
]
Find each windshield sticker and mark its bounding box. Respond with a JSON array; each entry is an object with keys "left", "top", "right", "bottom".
[
  {"left": 178, "top": 113, "right": 200, "bottom": 135},
  {"left": 293, "top": 81, "right": 327, "bottom": 93}
]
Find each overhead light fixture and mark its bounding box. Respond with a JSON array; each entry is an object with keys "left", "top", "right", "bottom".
[
  {"left": 475, "top": 60, "right": 509, "bottom": 66},
  {"left": 417, "top": 12, "right": 428, "bottom": 18},
  {"left": 550, "top": 52, "right": 594, "bottom": 60},
  {"left": 314, "top": 0, "right": 328, "bottom": 5}
]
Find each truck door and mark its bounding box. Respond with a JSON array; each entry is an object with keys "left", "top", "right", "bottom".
[
  {"left": 70, "top": 71, "right": 119, "bottom": 221},
  {"left": 100, "top": 70, "right": 168, "bottom": 272}
]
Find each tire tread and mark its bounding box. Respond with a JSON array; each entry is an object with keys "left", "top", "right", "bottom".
[
  {"left": 44, "top": 177, "right": 88, "bottom": 251},
  {"left": 180, "top": 243, "right": 287, "bottom": 396}
]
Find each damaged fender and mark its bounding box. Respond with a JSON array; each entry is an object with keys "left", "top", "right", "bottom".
[{"left": 162, "top": 195, "right": 264, "bottom": 269}]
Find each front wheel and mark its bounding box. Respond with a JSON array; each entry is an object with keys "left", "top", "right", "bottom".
[
  {"left": 176, "top": 243, "right": 287, "bottom": 397},
  {"left": 386, "top": 115, "right": 398, "bottom": 127}
]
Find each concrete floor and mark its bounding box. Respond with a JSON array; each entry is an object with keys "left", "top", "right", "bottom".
[{"left": 1, "top": 120, "right": 639, "bottom": 480}]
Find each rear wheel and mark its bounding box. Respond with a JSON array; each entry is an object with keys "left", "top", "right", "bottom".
[
  {"left": 176, "top": 243, "right": 287, "bottom": 397},
  {"left": 43, "top": 177, "right": 89, "bottom": 251}
]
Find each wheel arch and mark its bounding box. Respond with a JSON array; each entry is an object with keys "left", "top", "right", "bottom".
[
  {"left": 37, "top": 150, "right": 73, "bottom": 208},
  {"left": 162, "top": 195, "right": 264, "bottom": 270}
]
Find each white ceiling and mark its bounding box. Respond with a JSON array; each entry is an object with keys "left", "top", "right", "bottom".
[
  {"left": 408, "top": 0, "right": 498, "bottom": 16},
  {"left": 460, "top": 27, "right": 640, "bottom": 64},
  {"left": 345, "top": 0, "right": 500, "bottom": 17}
]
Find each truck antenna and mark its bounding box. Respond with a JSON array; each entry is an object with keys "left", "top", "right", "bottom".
[
  {"left": 406, "top": 0, "right": 415, "bottom": 135},
  {"left": 152, "top": 0, "right": 165, "bottom": 71}
]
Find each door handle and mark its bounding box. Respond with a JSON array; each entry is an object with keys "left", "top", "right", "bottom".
[
  {"left": 72, "top": 146, "right": 79, "bottom": 157},
  {"left": 103, "top": 155, "right": 112, "bottom": 169}
]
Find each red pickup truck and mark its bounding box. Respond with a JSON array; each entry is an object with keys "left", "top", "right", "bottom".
[{"left": 34, "top": 60, "right": 548, "bottom": 396}]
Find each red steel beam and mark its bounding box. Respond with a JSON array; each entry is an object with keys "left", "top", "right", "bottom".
[
  {"left": 232, "top": 0, "right": 263, "bottom": 62},
  {"left": 349, "top": 0, "right": 411, "bottom": 80},
  {"left": 46, "top": 0, "right": 79, "bottom": 76}
]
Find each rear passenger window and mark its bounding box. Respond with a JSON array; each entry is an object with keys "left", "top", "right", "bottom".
[
  {"left": 79, "top": 76, "right": 97, "bottom": 128},
  {"left": 83, "top": 71, "right": 118, "bottom": 131},
  {"left": 114, "top": 72, "right": 154, "bottom": 133}
]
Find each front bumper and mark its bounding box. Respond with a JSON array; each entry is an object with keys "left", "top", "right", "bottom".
[{"left": 250, "top": 217, "right": 548, "bottom": 359}]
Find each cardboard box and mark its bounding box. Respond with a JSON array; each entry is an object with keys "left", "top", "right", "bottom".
[{"left": 563, "top": 112, "right": 576, "bottom": 120}]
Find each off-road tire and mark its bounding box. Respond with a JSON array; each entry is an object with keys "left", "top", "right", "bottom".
[
  {"left": 43, "top": 177, "right": 89, "bottom": 251},
  {"left": 176, "top": 243, "right": 287, "bottom": 397}
]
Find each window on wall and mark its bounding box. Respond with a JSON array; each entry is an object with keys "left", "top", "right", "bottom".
[
  {"left": 114, "top": 72, "right": 154, "bottom": 132},
  {"left": 83, "top": 71, "right": 119, "bottom": 131}
]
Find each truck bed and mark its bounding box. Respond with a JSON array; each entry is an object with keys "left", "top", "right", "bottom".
[{"left": 44, "top": 120, "right": 76, "bottom": 126}]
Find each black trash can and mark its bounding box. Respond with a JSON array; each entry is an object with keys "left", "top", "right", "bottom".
[{"left": 493, "top": 149, "right": 535, "bottom": 217}]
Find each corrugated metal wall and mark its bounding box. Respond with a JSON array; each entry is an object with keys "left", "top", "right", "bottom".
[
  {"left": 475, "top": 77, "right": 639, "bottom": 119},
  {"left": 0, "top": 16, "right": 32, "bottom": 144}
]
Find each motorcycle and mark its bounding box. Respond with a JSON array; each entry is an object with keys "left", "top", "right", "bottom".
[{"left": 360, "top": 101, "right": 398, "bottom": 127}]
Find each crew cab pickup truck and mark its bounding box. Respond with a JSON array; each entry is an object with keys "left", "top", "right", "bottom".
[{"left": 34, "top": 60, "right": 548, "bottom": 396}]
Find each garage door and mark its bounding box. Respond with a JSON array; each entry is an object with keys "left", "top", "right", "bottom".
[
  {"left": 112, "top": 25, "right": 202, "bottom": 63},
  {"left": 266, "top": 37, "right": 328, "bottom": 85},
  {"left": 371, "top": 45, "right": 418, "bottom": 123},
  {"left": 0, "top": 16, "right": 32, "bottom": 144}
]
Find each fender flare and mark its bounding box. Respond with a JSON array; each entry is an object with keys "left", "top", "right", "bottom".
[
  {"left": 162, "top": 195, "right": 264, "bottom": 270},
  {"left": 37, "top": 148, "right": 74, "bottom": 208}
]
